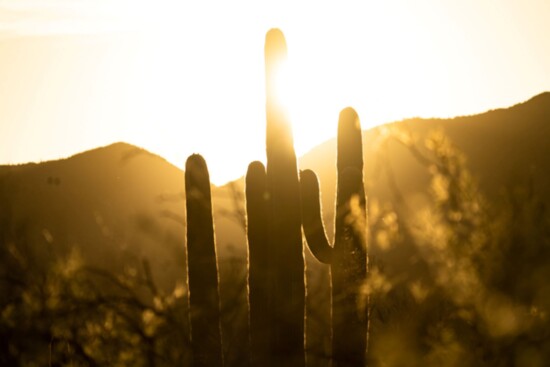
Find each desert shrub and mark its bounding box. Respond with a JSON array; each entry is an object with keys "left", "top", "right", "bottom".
[{"left": 366, "top": 128, "right": 550, "bottom": 367}]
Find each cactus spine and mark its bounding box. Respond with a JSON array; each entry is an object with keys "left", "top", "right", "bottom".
[
  {"left": 185, "top": 154, "right": 224, "bottom": 367},
  {"left": 246, "top": 28, "right": 306, "bottom": 367},
  {"left": 300, "top": 108, "right": 368, "bottom": 366}
]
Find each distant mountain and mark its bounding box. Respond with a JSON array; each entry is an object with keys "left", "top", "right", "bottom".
[
  {"left": 300, "top": 92, "right": 550, "bottom": 235},
  {"left": 0, "top": 142, "right": 188, "bottom": 289},
  {"left": 1, "top": 92, "right": 549, "bottom": 287}
]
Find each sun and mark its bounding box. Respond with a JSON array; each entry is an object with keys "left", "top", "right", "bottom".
[
  {"left": 268, "top": 36, "right": 351, "bottom": 158},
  {"left": 1, "top": 1, "right": 547, "bottom": 187}
]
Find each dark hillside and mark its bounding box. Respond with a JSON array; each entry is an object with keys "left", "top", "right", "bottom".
[
  {"left": 0, "top": 142, "right": 186, "bottom": 290},
  {"left": 300, "top": 92, "right": 550, "bottom": 236}
]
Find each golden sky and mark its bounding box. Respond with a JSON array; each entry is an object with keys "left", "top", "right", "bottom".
[{"left": 0, "top": 0, "right": 549, "bottom": 184}]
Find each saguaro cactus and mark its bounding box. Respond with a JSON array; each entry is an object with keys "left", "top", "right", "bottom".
[
  {"left": 246, "top": 161, "right": 269, "bottom": 367},
  {"left": 185, "top": 154, "right": 224, "bottom": 367},
  {"left": 300, "top": 107, "right": 368, "bottom": 367},
  {"left": 246, "top": 28, "right": 306, "bottom": 367}
]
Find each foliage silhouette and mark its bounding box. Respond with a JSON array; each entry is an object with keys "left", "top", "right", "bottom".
[{"left": 365, "top": 128, "right": 550, "bottom": 366}]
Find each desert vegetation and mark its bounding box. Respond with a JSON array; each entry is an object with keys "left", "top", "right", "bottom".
[{"left": 1, "top": 29, "right": 549, "bottom": 367}]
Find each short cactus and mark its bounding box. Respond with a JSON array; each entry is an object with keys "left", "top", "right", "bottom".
[
  {"left": 245, "top": 161, "right": 269, "bottom": 367},
  {"left": 185, "top": 154, "right": 224, "bottom": 367},
  {"left": 300, "top": 107, "right": 368, "bottom": 366}
]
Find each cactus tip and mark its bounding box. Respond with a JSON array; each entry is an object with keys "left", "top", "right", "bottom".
[
  {"left": 186, "top": 153, "right": 206, "bottom": 167},
  {"left": 247, "top": 160, "right": 266, "bottom": 173},
  {"left": 185, "top": 154, "right": 210, "bottom": 187},
  {"left": 338, "top": 107, "right": 362, "bottom": 147},
  {"left": 299, "top": 169, "right": 318, "bottom": 184},
  {"left": 265, "top": 28, "right": 287, "bottom": 63},
  {"left": 339, "top": 107, "right": 359, "bottom": 127},
  {"left": 266, "top": 28, "right": 286, "bottom": 45}
]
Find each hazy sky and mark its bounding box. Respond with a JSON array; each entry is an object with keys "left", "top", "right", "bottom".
[{"left": 0, "top": 0, "right": 549, "bottom": 184}]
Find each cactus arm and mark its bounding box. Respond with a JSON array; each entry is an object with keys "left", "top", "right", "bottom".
[
  {"left": 337, "top": 107, "right": 363, "bottom": 173},
  {"left": 184, "top": 154, "right": 224, "bottom": 367},
  {"left": 245, "top": 161, "right": 268, "bottom": 273},
  {"left": 299, "top": 169, "right": 334, "bottom": 264},
  {"left": 245, "top": 161, "right": 270, "bottom": 366},
  {"left": 333, "top": 108, "right": 368, "bottom": 366},
  {"left": 334, "top": 166, "right": 366, "bottom": 252}
]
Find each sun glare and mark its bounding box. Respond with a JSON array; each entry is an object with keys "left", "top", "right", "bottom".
[
  {"left": 0, "top": 1, "right": 548, "bottom": 185},
  {"left": 273, "top": 43, "right": 350, "bottom": 158},
  {"left": 271, "top": 60, "right": 293, "bottom": 115},
  {"left": 264, "top": 31, "right": 339, "bottom": 160}
]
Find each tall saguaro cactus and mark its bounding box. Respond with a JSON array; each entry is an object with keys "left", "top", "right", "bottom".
[
  {"left": 246, "top": 28, "right": 306, "bottom": 367},
  {"left": 185, "top": 154, "right": 224, "bottom": 367},
  {"left": 300, "top": 108, "right": 368, "bottom": 367}
]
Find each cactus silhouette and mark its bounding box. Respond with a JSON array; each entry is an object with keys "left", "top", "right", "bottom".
[
  {"left": 245, "top": 161, "right": 269, "bottom": 367},
  {"left": 246, "top": 28, "right": 306, "bottom": 367},
  {"left": 300, "top": 107, "right": 368, "bottom": 367},
  {"left": 185, "top": 154, "right": 224, "bottom": 367}
]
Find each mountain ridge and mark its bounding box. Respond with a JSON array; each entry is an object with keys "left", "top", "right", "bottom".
[
  {"left": 2, "top": 91, "right": 548, "bottom": 179},
  {"left": 0, "top": 91, "right": 548, "bottom": 287}
]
